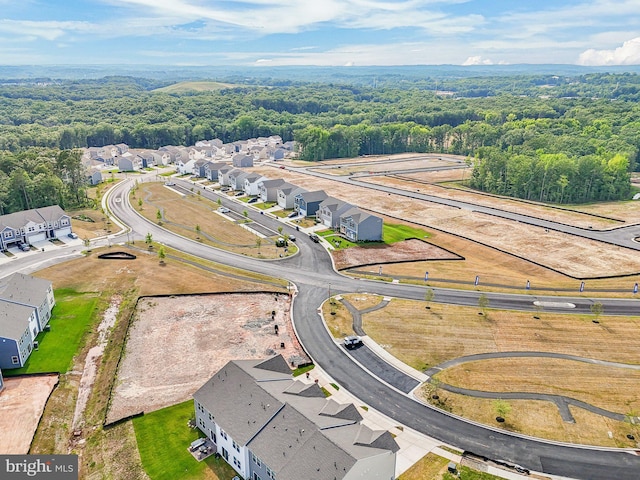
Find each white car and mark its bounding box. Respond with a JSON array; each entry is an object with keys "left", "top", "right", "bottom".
[
  {"left": 218, "top": 207, "right": 230, "bottom": 213},
  {"left": 344, "top": 336, "right": 363, "bottom": 349}
]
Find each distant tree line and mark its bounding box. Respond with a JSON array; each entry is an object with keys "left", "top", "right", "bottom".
[
  {"left": 0, "top": 74, "right": 639, "bottom": 207},
  {"left": 0, "top": 148, "right": 88, "bottom": 214}
]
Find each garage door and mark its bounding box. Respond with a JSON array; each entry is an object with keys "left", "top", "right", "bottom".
[{"left": 27, "top": 232, "right": 46, "bottom": 243}]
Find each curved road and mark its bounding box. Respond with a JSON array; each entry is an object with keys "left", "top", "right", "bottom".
[{"left": 109, "top": 177, "right": 640, "bottom": 480}]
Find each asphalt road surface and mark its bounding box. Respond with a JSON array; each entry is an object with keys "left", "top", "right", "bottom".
[{"left": 109, "top": 177, "right": 640, "bottom": 480}]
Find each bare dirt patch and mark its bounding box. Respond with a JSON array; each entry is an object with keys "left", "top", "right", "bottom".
[
  {"left": 333, "top": 239, "right": 461, "bottom": 270},
  {"left": 107, "top": 293, "right": 308, "bottom": 423},
  {"left": 0, "top": 375, "right": 59, "bottom": 453}
]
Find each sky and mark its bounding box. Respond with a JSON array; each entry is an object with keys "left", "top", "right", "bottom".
[{"left": 1, "top": 0, "right": 640, "bottom": 66}]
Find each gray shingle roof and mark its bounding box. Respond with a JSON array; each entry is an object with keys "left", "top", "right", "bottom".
[
  {"left": 0, "top": 273, "right": 51, "bottom": 308},
  {"left": 297, "top": 190, "right": 327, "bottom": 203},
  {"left": 0, "top": 302, "right": 34, "bottom": 340}
]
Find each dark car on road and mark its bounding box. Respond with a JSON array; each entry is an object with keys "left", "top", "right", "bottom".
[{"left": 309, "top": 234, "right": 320, "bottom": 243}]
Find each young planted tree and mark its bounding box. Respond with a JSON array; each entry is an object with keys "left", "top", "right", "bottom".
[
  {"left": 478, "top": 293, "right": 489, "bottom": 316},
  {"left": 590, "top": 302, "right": 604, "bottom": 323},
  {"left": 156, "top": 208, "right": 162, "bottom": 224},
  {"left": 494, "top": 399, "right": 512, "bottom": 423},
  {"left": 195, "top": 224, "right": 201, "bottom": 239},
  {"left": 145, "top": 232, "right": 153, "bottom": 248},
  {"left": 425, "top": 288, "right": 435, "bottom": 309},
  {"left": 158, "top": 246, "right": 166, "bottom": 264},
  {"left": 137, "top": 197, "right": 143, "bottom": 209},
  {"left": 255, "top": 237, "right": 262, "bottom": 253}
]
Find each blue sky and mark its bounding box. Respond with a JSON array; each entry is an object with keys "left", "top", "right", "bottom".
[{"left": 1, "top": 0, "right": 640, "bottom": 66}]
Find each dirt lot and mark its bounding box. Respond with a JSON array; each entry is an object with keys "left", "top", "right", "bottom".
[
  {"left": 107, "top": 293, "right": 308, "bottom": 423},
  {"left": 0, "top": 375, "right": 59, "bottom": 453},
  {"left": 332, "top": 238, "right": 461, "bottom": 270},
  {"left": 250, "top": 158, "right": 640, "bottom": 279}
]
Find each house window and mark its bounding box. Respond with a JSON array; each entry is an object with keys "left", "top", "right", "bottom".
[
  {"left": 222, "top": 448, "right": 229, "bottom": 461},
  {"left": 232, "top": 457, "right": 241, "bottom": 469},
  {"left": 11, "top": 356, "right": 19, "bottom": 364},
  {"left": 267, "top": 467, "right": 276, "bottom": 479},
  {"left": 252, "top": 454, "right": 261, "bottom": 467},
  {"left": 220, "top": 429, "right": 228, "bottom": 440},
  {"left": 254, "top": 474, "right": 262, "bottom": 480}
]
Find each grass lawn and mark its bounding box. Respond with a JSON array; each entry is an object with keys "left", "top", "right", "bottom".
[
  {"left": 255, "top": 202, "right": 277, "bottom": 210},
  {"left": 398, "top": 453, "right": 450, "bottom": 480},
  {"left": 7, "top": 288, "right": 100, "bottom": 375},
  {"left": 133, "top": 401, "right": 237, "bottom": 480},
  {"left": 318, "top": 223, "right": 430, "bottom": 250}
]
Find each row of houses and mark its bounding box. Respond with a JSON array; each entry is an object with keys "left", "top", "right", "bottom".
[
  {"left": 0, "top": 273, "right": 56, "bottom": 370},
  {"left": 204, "top": 165, "right": 383, "bottom": 242},
  {"left": 0, "top": 205, "right": 74, "bottom": 252},
  {"left": 194, "top": 355, "right": 398, "bottom": 480},
  {"left": 82, "top": 136, "right": 295, "bottom": 182}
]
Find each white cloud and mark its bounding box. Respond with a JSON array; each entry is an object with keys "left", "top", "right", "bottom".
[
  {"left": 462, "top": 55, "right": 492, "bottom": 66},
  {"left": 578, "top": 37, "right": 640, "bottom": 65},
  {"left": 0, "top": 19, "right": 93, "bottom": 41}
]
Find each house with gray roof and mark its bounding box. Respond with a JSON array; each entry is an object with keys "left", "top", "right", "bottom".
[
  {"left": 229, "top": 171, "right": 249, "bottom": 191},
  {"left": 204, "top": 162, "right": 227, "bottom": 182},
  {"left": 258, "top": 179, "right": 287, "bottom": 202},
  {"left": 232, "top": 153, "right": 254, "bottom": 168},
  {"left": 294, "top": 190, "right": 328, "bottom": 217},
  {"left": 0, "top": 302, "right": 38, "bottom": 369},
  {"left": 0, "top": 273, "right": 56, "bottom": 333},
  {"left": 0, "top": 205, "right": 72, "bottom": 251},
  {"left": 218, "top": 166, "right": 235, "bottom": 186},
  {"left": 194, "top": 355, "right": 398, "bottom": 480},
  {"left": 339, "top": 208, "right": 383, "bottom": 242},
  {"left": 277, "top": 185, "right": 307, "bottom": 210},
  {"left": 243, "top": 173, "right": 266, "bottom": 196},
  {"left": 86, "top": 168, "right": 103, "bottom": 186},
  {"left": 317, "top": 198, "right": 354, "bottom": 229}
]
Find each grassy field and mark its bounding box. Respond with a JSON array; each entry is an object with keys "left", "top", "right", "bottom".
[
  {"left": 357, "top": 295, "right": 640, "bottom": 445},
  {"left": 318, "top": 223, "right": 431, "bottom": 250},
  {"left": 436, "top": 357, "right": 640, "bottom": 414},
  {"left": 28, "top": 245, "right": 286, "bottom": 478},
  {"left": 6, "top": 289, "right": 100, "bottom": 375},
  {"left": 398, "top": 452, "right": 450, "bottom": 480},
  {"left": 153, "top": 81, "right": 236, "bottom": 93},
  {"left": 133, "top": 401, "right": 237, "bottom": 480},
  {"left": 134, "top": 182, "right": 293, "bottom": 259}
]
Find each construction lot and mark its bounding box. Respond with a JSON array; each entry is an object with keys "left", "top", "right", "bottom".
[
  {"left": 0, "top": 375, "right": 59, "bottom": 453},
  {"left": 107, "top": 293, "right": 308, "bottom": 423}
]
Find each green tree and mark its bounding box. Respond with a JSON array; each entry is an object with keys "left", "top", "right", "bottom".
[
  {"left": 478, "top": 293, "right": 489, "bottom": 316},
  {"left": 138, "top": 198, "right": 143, "bottom": 209},
  {"left": 256, "top": 237, "right": 262, "bottom": 253},
  {"left": 590, "top": 302, "right": 604, "bottom": 322},
  {"left": 424, "top": 288, "right": 435, "bottom": 309},
  {"left": 494, "top": 399, "right": 512, "bottom": 422},
  {"left": 156, "top": 209, "right": 162, "bottom": 223},
  {"left": 158, "top": 246, "right": 166, "bottom": 264},
  {"left": 145, "top": 232, "right": 153, "bottom": 244}
]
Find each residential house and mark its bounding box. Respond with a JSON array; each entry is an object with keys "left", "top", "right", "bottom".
[
  {"left": 277, "top": 185, "right": 307, "bottom": 210},
  {"left": 243, "top": 173, "right": 266, "bottom": 196},
  {"left": 218, "top": 166, "right": 235, "bottom": 187},
  {"left": 193, "top": 356, "right": 398, "bottom": 480},
  {"left": 317, "top": 198, "right": 354, "bottom": 229},
  {"left": 177, "top": 158, "right": 196, "bottom": 175},
  {"left": 232, "top": 153, "right": 254, "bottom": 168},
  {"left": 229, "top": 171, "right": 249, "bottom": 191},
  {"left": 193, "top": 159, "right": 211, "bottom": 178},
  {"left": 204, "top": 162, "right": 227, "bottom": 182},
  {"left": 294, "top": 190, "right": 328, "bottom": 217},
  {"left": 117, "top": 156, "right": 135, "bottom": 172},
  {"left": 258, "top": 179, "right": 286, "bottom": 202},
  {"left": 0, "top": 302, "right": 38, "bottom": 369},
  {"left": 115, "top": 143, "right": 129, "bottom": 155},
  {"left": 0, "top": 273, "right": 56, "bottom": 333},
  {"left": 136, "top": 151, "right": 157, "bottom": 168},
  {"left": 0, "top": 205, "right": 72, "bottom": 251},
  {"left": 339, "top": 208, "right": 383, "bottom": 242},
  {"left": 273, "top": 147, "right": 286, "bottom": 161},
  {"left": 98, "top": 145, "right": 118, "bottom": 159},
  {"left": 86, "top": 168, "right": 102, "bottom": 186}
]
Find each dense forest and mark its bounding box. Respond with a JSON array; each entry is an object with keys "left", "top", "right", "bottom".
[{"left": 0, "top": 71, "right": 638, "bottom": 212}]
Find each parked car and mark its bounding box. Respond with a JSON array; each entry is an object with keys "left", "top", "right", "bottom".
[
  {"left": 234, "top": 192, "right": 244, "bottom": 197},
  {"left": 68, "top": 232, "right": 78, "bottom": 239},
  {"left": 218, "top": 207, "right": 230, "bottom": 213},
  {"left": 18, "top": 242, "right": 30, "bottom": 251},
  {"left": 165, "top": 181, "right": 176, "bottom": 186},
  {"left": 287, "top": 211, "right": 298, "bottom": 218},
  {"left": 288, "top": 235, "right": 296, "bottom": 242},
  {"left": 309, "top": 234, "right": 320, "bottom": 243},
  {"left": 248, "top": 197, "right": 259, "bottom": 203},
  {"left": 344, "top": 336, "right": 363, "bottom": 349}
]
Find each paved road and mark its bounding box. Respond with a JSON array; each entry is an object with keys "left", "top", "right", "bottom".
[
  {"left": 108, "top": 177, "right": 640, "bottom": 480},
  {"left": 290, "top": 165, "right": 640, "bottom": 250}
]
